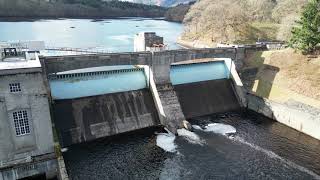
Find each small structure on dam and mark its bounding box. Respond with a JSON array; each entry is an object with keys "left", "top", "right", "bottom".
[
  {"left": 134, "top": 32, "right": 166, "bottom": 52},
  {"left": 0, "top": 47, "right": 57, "bottom": 180}
]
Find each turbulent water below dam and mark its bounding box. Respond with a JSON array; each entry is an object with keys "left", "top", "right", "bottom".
[{"left": 63, "top": 111, "right": 320, "bottom": 180}]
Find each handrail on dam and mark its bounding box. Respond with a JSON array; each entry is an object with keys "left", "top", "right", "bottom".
[{"left": 48, "top": 68, "right": 145, "bottom": 80}]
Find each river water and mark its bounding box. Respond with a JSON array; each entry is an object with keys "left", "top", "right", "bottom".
[
  {"left": 0, "top": 18, "right": 183, "bottom": 52},
  {"left": 63, "top": 111, "right": 320, "bottom": 180}
]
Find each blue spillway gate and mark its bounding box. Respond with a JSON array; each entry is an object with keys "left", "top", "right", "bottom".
[
  {"left": 49, "top": 68, "right": 148, "bottom": 100},
  {"left": 170, "top": 61, "right": 230, "bottom": 85}
]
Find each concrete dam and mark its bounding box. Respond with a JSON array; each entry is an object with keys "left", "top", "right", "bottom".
[
  {"left": 2, "top": 33, "right": 320, "bottom": 180},
  {"left": 43, "top": 48, "right": 246, "bottom": 147}
]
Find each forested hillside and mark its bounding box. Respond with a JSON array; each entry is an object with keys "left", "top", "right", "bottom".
[
  {"left": 0, "top": 0, "right": 166, "bottom": 18},
  {"left": 182, "top": 0, "right": 309, "bottom": 45},
  {"left": 165, "top": 3, "right": 192, "bottom": 22},
  {"left": 123, "top": 0, "right": 193, "bottom": 7}
]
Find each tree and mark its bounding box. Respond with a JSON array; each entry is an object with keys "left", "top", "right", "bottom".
[
  {"left": 183, "top": 0, "right": 250, "bottom": 43},
  {"left": 289, "top": 0, "right": 320, "bottom": 53}
]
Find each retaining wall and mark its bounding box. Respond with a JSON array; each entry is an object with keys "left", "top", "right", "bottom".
[{"left": 247, "top": 93, "right": 320, "bottom": 140}]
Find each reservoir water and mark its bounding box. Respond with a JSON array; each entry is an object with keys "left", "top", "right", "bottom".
[
  {"left": 0, "top": 18, "right": 183, "bottom": 52},
  {"left": 63, "top": 111, "right": 320, "bottom": 180}
]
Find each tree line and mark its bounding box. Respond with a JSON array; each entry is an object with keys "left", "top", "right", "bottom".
[
  {"left": 182, "top": 0, "right": 318, "bottom": 51},
  {"left": 0, "top": 0, "right": 166, "bottom": 18}
]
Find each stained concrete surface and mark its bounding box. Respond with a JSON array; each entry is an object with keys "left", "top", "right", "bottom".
[
  {"left": 53, "top": 89, "right": 159, "bottom": 147},
  {"left": 174, "top": 79, "right": 240, "bottom": 119}
]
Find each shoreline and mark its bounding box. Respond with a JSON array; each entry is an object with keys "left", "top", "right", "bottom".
[{"left": 0, "top": 16, "right": 166, "bottom": 22}]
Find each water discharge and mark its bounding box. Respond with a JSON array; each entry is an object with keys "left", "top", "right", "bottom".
[
  {"left": 156, "top": 131, "right": 177, "bottom": 153},
  {"left": 192, "top": 123, "right": 236, "bottom": 135},
  {"left": 177, "top": 128, "right": 205, "bottom": 145},
  {"left": 63, "top": 111, "right": 320, "bottom": 179}
]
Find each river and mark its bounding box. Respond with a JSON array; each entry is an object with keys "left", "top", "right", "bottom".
[
  {"left": 63, "top": 111, "right": 320, "bottom": 180},
  {"left": 0, "top": 18, "right": 183, "bottom": 52}
]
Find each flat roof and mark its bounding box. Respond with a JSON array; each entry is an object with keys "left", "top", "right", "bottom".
[{"left": 0, "top": 59, "right": 41, "bottom": 70}]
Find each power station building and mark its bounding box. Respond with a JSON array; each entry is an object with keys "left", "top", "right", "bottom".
[{"left": 0, "top": 47, "right": 57, "bottom": 180}]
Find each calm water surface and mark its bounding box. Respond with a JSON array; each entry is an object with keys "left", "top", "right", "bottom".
[
  {"left": 0, "top": 18, "right": 183, "bottom": 52},
  {"left": 63, "top": 111, "right": 320, "bottom": 180}
]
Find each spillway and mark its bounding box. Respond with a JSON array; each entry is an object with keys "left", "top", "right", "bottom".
[
  {"left": 49, "top": 67, "right": 148, "bottom": 100},
  {"left": 170, "top": 60, "right": 241, "bottom": 119},
  {"left": 48, "top": 67, "right": 159, "bottom": 147}
]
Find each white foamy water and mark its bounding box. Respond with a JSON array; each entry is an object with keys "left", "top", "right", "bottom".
[
  {"left": 233, "top": 136, "right": 320, "bottom": 180},
  {"left": 177, "top": 128, "right": 205, "bottom": 145},
  {"left": 156, "top": 132, "right": 177, "bottom": 153},
  {"left": 191, "top": 125, "right": 202, "bottom": 130},
  {"left": 192, "top": 123, "right": 236, "bottom": 135},
  {"left": 203, "top": 123, "right": 236, "bottom": 135}
]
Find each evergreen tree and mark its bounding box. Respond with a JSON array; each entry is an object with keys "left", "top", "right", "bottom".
[{"left": 289, "top": 0, "right": 320, "bottom": 53}]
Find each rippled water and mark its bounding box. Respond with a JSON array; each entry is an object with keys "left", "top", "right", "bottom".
[
  {"left": 63, "top": 111, "right": 320, "bottom": 180},
  {"left": 0, "top": 18, "right": 183, "bottom": 52}
]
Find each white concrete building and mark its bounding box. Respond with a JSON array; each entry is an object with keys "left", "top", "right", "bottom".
[
  {"left": 134, "top": 32, "right": 166, "bottom": 52},
  {"left": 0, "top": 47, "right": 57, "bottom": 180}
]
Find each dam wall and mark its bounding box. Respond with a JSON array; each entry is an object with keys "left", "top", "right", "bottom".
[
  {"left": 53, "top": 89, "right": 159, "bottom": 147},
  {"left": 174, "top": 79, "right": 240, "bottom": 119},
  {"left": 170, "top": 60, "right": 242, "bottom": 119},
  {"left": 247, "top": 93, "right": 320, "bottom": 140},
  {"left": 43, "top": 48, "right": 251, "bottom": 142},
  {"left": 41, "top": 48, "right": 240, "bottom": 84}
]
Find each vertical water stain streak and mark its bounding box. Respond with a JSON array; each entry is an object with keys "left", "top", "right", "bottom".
[{"left": 53, "top": 89, "right": 159, "bottom": 147}]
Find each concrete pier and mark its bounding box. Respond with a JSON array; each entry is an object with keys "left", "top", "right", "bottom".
[{"left": 156, "top": 84, "right": 185, "bottom": 133}]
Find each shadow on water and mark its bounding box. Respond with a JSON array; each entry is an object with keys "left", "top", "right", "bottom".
[{"left": 63, "top": 126, "right": 172, "bottom": 180}]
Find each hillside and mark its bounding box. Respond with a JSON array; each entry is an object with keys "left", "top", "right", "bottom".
[
  {"left": 123, "top": 0, "right": 193, "bottom": 7},
  {"left": 0, "top": 0, "right": 166, "bottom": 18},
  {"left": 181, "top": 0, "right": 308, "bottom": 46},
  {"left": 159, "top": 0, "right": 194, "bottom": 7},
  {"left": 165, "top": 3, "right": 192, "bottom": 22}
]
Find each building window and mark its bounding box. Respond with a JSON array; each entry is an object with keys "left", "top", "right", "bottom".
[
  {"left": 9, "top": 83, "right": 21, "bottom": 93},
  {"left": 13, "top": 110, "right": 31, "bottom": 136}
]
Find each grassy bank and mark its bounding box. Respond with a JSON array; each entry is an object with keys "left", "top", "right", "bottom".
[{"left": 241, "top": 48, "right": 320, "bottom": 107}]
